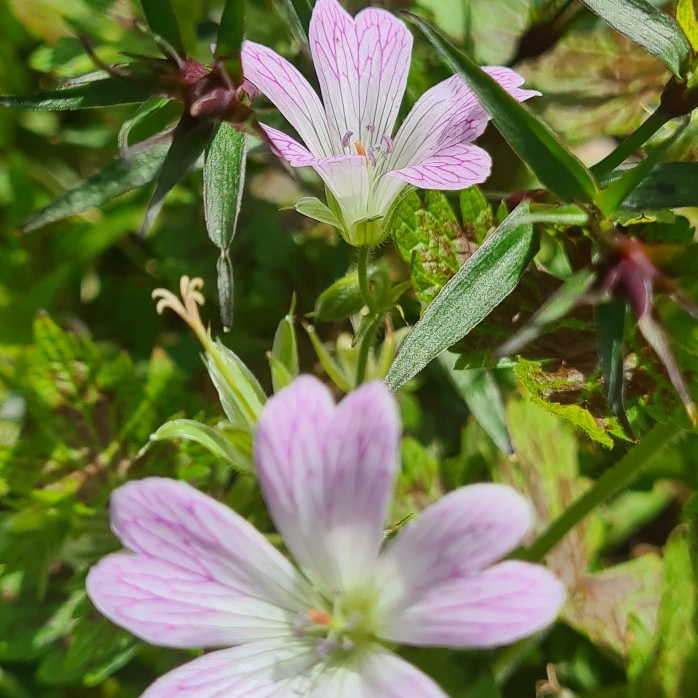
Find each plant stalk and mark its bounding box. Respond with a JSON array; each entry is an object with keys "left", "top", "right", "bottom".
[
  {"left": 355, "top": 313, "right": 384, "bottom": 386},
  {"left": 517, "top": 420, "right": 682, "bottom": 562},
  {"left": 357, "top": 245, "right": 378, "bottom": 313},
  {"left": 592, "top": 109, "right": 671, "bottom": 180}
]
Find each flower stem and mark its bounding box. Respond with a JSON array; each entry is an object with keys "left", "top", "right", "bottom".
[
  {"left": 355, "top": 313, "right": 384, "bottom": 386},
  {"left": 357, "top": 246, "right": 378, "bottom": 313},
  {"left": 591, "top": 109, "right": 671, "bottom": 180},
  {"left": 517, "top": 421, "right": 682, "bottom": 562}
]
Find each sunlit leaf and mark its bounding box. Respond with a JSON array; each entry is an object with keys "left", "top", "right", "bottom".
[
  {"left": 269, "top": 297, "right": 299, "bottom": 393},
  {"left": 578, "top": 0, "right": 691, "bottom": 77},
  {"left": 678, "top": 0, "right": 698, "bottom": 53},
  {"left": 385, "top": 203, "right": 537, "bottom": 392}
]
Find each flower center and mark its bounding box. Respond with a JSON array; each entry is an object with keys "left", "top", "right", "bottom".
[
  {"left": 293, "top": 591, "right": 378, "bottom": 659},
  {"left": 341, "top": 128, "right": 394, "bottom": 174}
]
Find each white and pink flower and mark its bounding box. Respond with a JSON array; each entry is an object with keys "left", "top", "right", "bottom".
[
  {"left": 240, "top": 0, "right": 538, "bottom": 245},
  {"left": 87, "top": 376, "right": 563, "bottom": 697}
]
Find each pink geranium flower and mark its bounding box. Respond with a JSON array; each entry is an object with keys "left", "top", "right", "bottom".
[
  {"left": 87, "top": 377, "right": 563, "bottom": 697},
  {"left": 240, "top": 0, "right": 538, "bottom": 245}
]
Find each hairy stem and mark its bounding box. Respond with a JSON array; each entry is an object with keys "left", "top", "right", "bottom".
[
  {"left": 357, "top": 245, "right": 378, "bottom": 313},
  {"left": 518, "top": 421, "right": 682, "bottom": 562},
  {"left": 592, "top": 109, "right": 671, "bottom": 180},
  {"left": 355, "top": 313, "right": 384, "bottom": 386}
]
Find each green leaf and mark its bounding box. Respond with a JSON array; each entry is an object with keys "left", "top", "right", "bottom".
[
  {"left": 293, "top": 196, "right": 342, "bottom": 228},
  {"left": 404, "top": 13, "right": 598, "bottom": 203},
  {"left": 678, "top": 0, "right": 698, "bottom": 53},
  {"left": 459, "top": 185, "right": 494, "bottom": 245},
  {"left": 269, "top": 298, "right": 299, "bottom": 393},
  {"left": 118, "top": 96, "right": 169, "bottom": 154},
  {"left": 617, "top": 163, "right": 698, "bottom": 210},
  {"left": 216, "top": 0, "right": 245, "bottom": 81},
  {"left": 385, "top": 203, "right": 537, "bottom": 392},
  {"left": 141, "top": 121, "right": 215, "bottom": 235},
  {"left": 0, "top": 77, "right": 153, "bottom": 111},
  {"left": 140, "top": 0, "right": 186, "bottom": 57},
  {"left": 315, "top": 270, "right": 373, "bottom": 321},
  {"left": 304, "top": 323, "right": 352, "bottom": 393},
  {"left": 595, "top": 124, "right": 688, "bottom": 216},
  {"left": 150, "top": 418, "right": 253, "bottom": 472},
  {"left": 204, "top": 123, "right": 247, "bottom": 252},
  {"left": 216, "top": 251, "right": 235, "bottom": 331},
  {"left": 440, "top": 351, "right": 513, "bottom": 455},
  {"left": 20, "top": 145, "right": 168, "bottom": 233},
  {"left": 277, "top": 0, "right": 313, "bottom": 52},
  {"left": 578, "top": 0, "right": 691, "bottom": 78},
  {"left": 596, "top": 299, "right": 633, "bottom": 438},
  {"left": 394, "top": 190, "right": 476, "bottom": 304},
  {"left": 496, "top": 267, "right": 597, "bottom": 357}
]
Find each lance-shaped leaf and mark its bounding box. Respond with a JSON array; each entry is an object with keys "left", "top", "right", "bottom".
[
  {"left": 20, "top": 145, "right": 168, "bottom": 233},
  {"left": 385, "top": 203, "right": 538, "bottom": 392},
  {"left": 678, "top": 0, "right": 698, "bottom": 53},
  {"left": 216, "top": 0, "right": 245, "bottom": 83},
  {"left": 268, "top": 297, "right": 299, "bottom": 393},
  {"left": 404, "top": 12, "right": 598, "bottom": 204},
  {"left": 150, "top": 419, "right": 253, "bottom": 473},
  {"left": 140, "top": 0, "right": 186, "bottom": 57},
  {"left": 577, "top": 0, "right": 691, "bottom": 78},
  {"left": 595, "top": 123, "right": 688, "bottom": 217},
  {"left": 440, "top": 351, "right": 513, "bottom": 455},
  {"left": 0, "top": 77, "right": 154, "bottom": 111},
  {"left": 118, "top": 97, "right": 169, "bottom": 156},
  {"left": 496, "top": 267, "right": 597, "bottom": 358},
  {"left": 596, "top": 298, "right": 633, "bottom": 438},
  {"left": 617, "top": 163, "right": 698, "bottom": 210},
  {"left": 141, "top": 120, "right": 216, "bottom": 236},
  {"left": 204, "top": 123, "right": 247, "bottom": 328},
  {"left": 277, "top": 0, "right": 314, "bottom": 53}
]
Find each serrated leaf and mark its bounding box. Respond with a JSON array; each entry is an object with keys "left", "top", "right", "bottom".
[
  {"left": 141, "top": 121, "right": 215, "bottom": 235},
  {"left": 578, "top": 0, "right": 691, "bottom": 78},
  {"left": 150, "top": 418, "right": 253, "bottom": 472},
  {"left": 394, "top": 190, "right": 475, "bottom": 304},
  {"left": 678, "top": 0, "right": 698, "bottom": 53},
  {"left": 20, "top": 145, "right": 168, "bottom": 233},
  {"left": 204, "top": 123, "right": 247, "bottom": 252},
  {"left": 596, "top": 298, "right": 633, "bottom": 437},
  {"left": 0, "top": 77, "right": 154, "bottom": 111},
  {"left": 404, "top": 13, "right": 598, "bottom": 203},
  {"left": 140, "top": 0, "right": 186, "bottom": 57},
  {"left": 459, "top": 185, "right": 493, "bottom": 245},
  {"left": 216, "top": 0, "right": 245, "bottom": 81},
  {"left": 385, "top": 203, "right": 537, "bottom": 392}
]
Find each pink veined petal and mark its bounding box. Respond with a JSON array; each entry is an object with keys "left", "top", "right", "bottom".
[
  {"left": 260, "top": 124, "right": 317, "bottom": 167},
  {"left": 309, "top": 0, "right": 361, "bottom": 148},
  {"left": 386, "top": 143, "right": 492, "bottom": 190},
  {"left": 354, "top": 7, "right": 412, "bottom": 149},
  {"left": 388, "top": 69, "right": 538, "bottom": 175},
  {"left": 254, "top": 377, "right": 401, "bottom": 594},
  {"left": 241, "top": 41, "right": 334, "bottom": 158},
  {"left": 87, "top": 554, "right": 294, "bottom": 648},
  {"left": 140, "top": 640, "right": 321, "bottom": 698},
  {"left": 376, "top": 484, "right": 532, "bottom": 612},
  {"left": 308, "top": 0, "right": 412, "bottom": 152},
  {"left": 108, "top": 478, "right": 311, "bottom": 613},
  {"left": 381, "top": 560, "right": 565, "bottom": 649}
]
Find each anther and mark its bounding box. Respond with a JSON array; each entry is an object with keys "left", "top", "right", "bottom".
[
  {"left": 366, "top": 124, "right": 375, "bottom": 133},
  {"left": 354, "top": 141, "right": 368, "bottom": 159},
  {"left": 341, "top": 131, "right": 353, "bottom": 148},
  {"left": 381, "top": 134, "right": 394, "bottom": 154},
  {"left": 306, "top": 609, "right": 332, "bottom": 626},
  {"left": 316, "top": 638, "right": 339, "bottom": 656}
]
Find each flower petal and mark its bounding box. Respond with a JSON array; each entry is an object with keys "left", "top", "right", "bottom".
[
  {"left": 309, "top": 0, "right": 412, "bottom": 152},
  {"left": 303, "top": 646, "right": 449, "bottom": 698},
  {"left": 255, "top": 377, "right": 401, "bottom": 594},
  {"left": 309, "top": 0, "right": 360, "bottom": 148},
  {"left": 381, "top": 560, "right": 565, "bottom": 648},
  {"left": 108, "top": 478, "right": 310, "bottom": 612},
  {"left": 140, "top": 640, "right": 320, "bottom": 698},
  {"left": 386, "top": 143, "right": 492, "bottom": 190},
  {"left": 376, "top": 484, "right": 532, "bottom": 611},
  {"left": 354, "top": 7, "right": 412, "bottom": 148},
  {"left": 87, "top": 554, "right": 294, "bottom": 648},
  {"left": 241, "top": 41, "right": 334, "bottom": 157},
  {"left": 389, "top": 69, "right": 538, "bottom": 175},
  {"left": 260, "top": 124, "right": 317, "bottom": 167}
]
